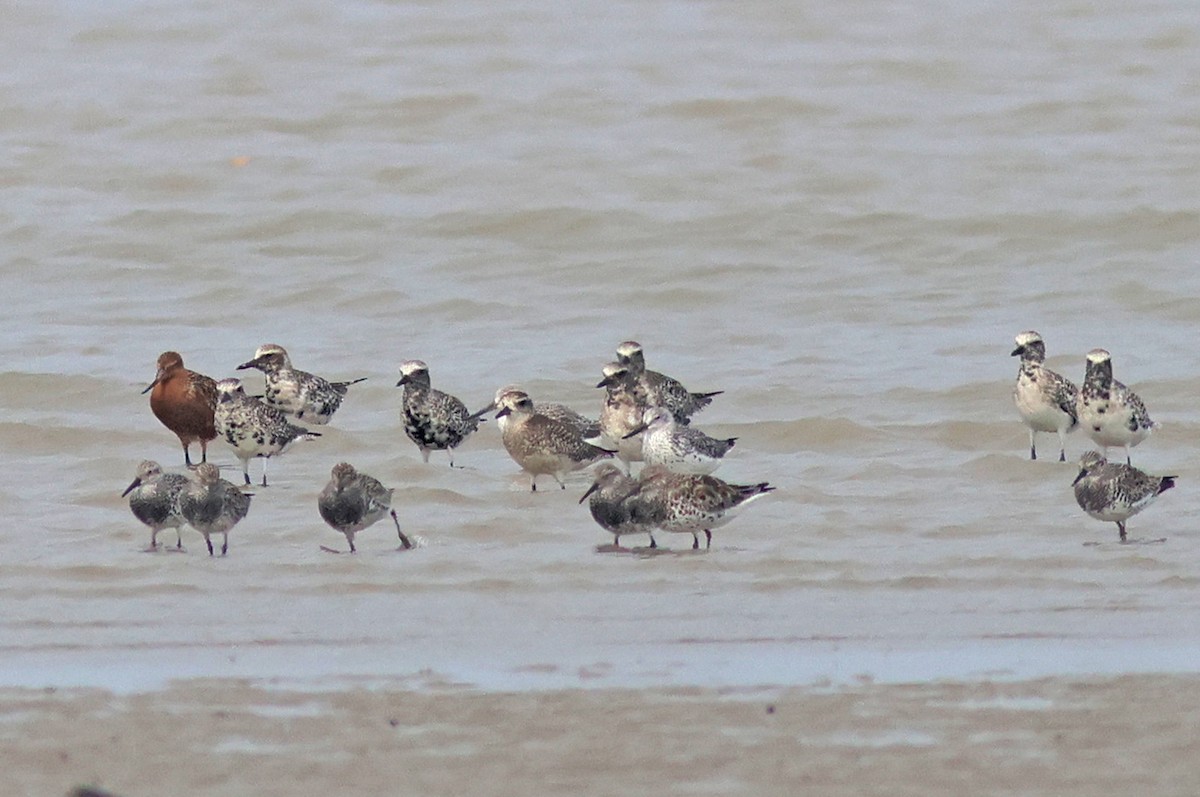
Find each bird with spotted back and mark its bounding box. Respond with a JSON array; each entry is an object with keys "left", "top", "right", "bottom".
[
  {"left": 624, "top": 406, "right": 736, "bottom": 475},
  {"left": 396, "top": 359, "right": 481, "bottom": 467},
  {"left": 1011, "top": 331, "right": 1079, "bottom": 462},
  {"left": 580, "top": 462, "right": 658, "bottom": 550},
  {"left": 143, "top": 351, "right": 218, "bottom": 468},
  {"left": 495, "top": 389, "right": 615, "bottom": 491},
  {"left": 635, "top": 465, "right": 774, "bottom": 550},
  {"left": 179, "top": 463, "right": 252, "bottom": 556},
  {"left": 122, "top": 460, "right": 190, "bottom": 552},
  {"left": 213, "top": 378, "right": 321, "bottom": 487},
  {"left": 1078, "top": 348, "right": 1158, "bottom": 465},
  {"left": 236, "top": 343, "right": 366, "bottom": 425},
  {"left": 1072, "top": 451, "right": 1174, "bottom": 543},
  {"left": 615, "top": 340, "right": 721, "bottom": 425}
]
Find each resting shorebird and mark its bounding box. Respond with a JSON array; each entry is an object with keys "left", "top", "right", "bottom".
[
  {"left": 1072, "top": 451, "right": 1174, "bottom": 542},
  {"left": 580, "top": 462, "right": 658, "bottom": 549},
  {"left": 317, "top": 462, "right": 412, "bottom": 552},
  {"left": 1078, "top": 348, "right": 1158, "bottom": 465},
  {"left": 143, "top": 351, "right": 218, "bottom": 468},
  {"left": 636, "top": 465, "right": 774, "bottom": 550},
  {"left": 236, "top": 343, "right": 366, "bottom": 425},
  {"left": 179, "top": 463, "right": 252, "bottom": 556},
  {"left": 624, "top": 406, "right": 736, "bottom": 475},
  {"left": 615, "top": 340, "right": 721, "bottom": 425},
  {"left": 495, "top": 390, "right": 614, "bottom": 491},
  {"left": 482, "top": 385, "right": 600, "bottom": 440},
  {"left": 1010, "top": 331, "right": 1080, "bottom": 462},
  {"left": 396, "top": 359, "right": 481, "bottom": 467},
  {"left": 213, "top": 378, "right": 320, "bottom": 486},
  {"left": 122, "top": 460, "right": 189, "bottom": 551},
  {"left": 596, "top": 362, "right": 649, "bottom": 470}
]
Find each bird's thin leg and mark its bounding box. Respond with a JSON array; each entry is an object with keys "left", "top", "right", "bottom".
[
  {"left": 392, "top": 510, "right": 413, "bottom": 550},
  {"left": 184, "top": 443, "right": 194, "bottom": 468},
  {"left": 1029, "top": 430, "right": 1037, "bottom": 461},
  {"left": 221, "top": 533, "right": 228, "bottom": 556},
  {"left": 260, "top": 457, "right": 269, "bottom": 488},
  {"left": 205, "top": 535, "right": 214, "bottom": 556},
  {"left": 704, "top": 530, "right": 712, "bottom": 549},
  {"left": 1118, "top": 521, "right": 1127, "bottom": 542},
  {"left": 691, "top": 533, "right": 700, "bottom": 550}
]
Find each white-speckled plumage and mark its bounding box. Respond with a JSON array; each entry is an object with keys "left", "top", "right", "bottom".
[
  {"left": 626, "top": 406, "right": 736, "bottom": 475},
  {"left": 1010, "top": 331, "right": 1080, "bottom": 462},
  {"left": 396, "top": 360, "right": 481, "bottom": 467},
  {"left": 496, "top": 390, "right": 614, "bottom": 491},
  {"left": 179, "top": 462, "right": 252, "bottom": 556},
  {"left": 122, "top": 460, "right": 189, "bottom": 551},
  {"left": 635, "top": 465, "right": 774, "bottom": 550},
  {"left": 1072, "top": 451, "right": 1175, "bottom": 542},
  {"left": 1078, "top": 348, "right": 1158, "bottom": 464},
  {"left": 615, "top": 340, "right": 721, "bottom": 425},
  {"left": 214, "top": 378, "right": 321, "bottom": 487},
  {"left": 596, "top": 362, "right": 648, "bottom": 468},
  {"left": 317, "top": 462, "right": 411, "bottom": 552},
  {"left": 237, "top": 343, "right": 365, "bottom": 425}
]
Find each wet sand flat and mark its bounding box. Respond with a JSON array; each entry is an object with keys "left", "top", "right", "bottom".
[{"left": 5, "top": 675, "right": 1200, "bottom": 796}]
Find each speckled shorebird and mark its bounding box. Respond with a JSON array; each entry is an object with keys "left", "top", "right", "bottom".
[
  {"left": 236, "top": 343, "right": 366, "bottom": 425},
  {"left": 317, "top": 462, "right": 412, "bottom": 553},
  {"left": 579, "top": 462, "right": 658, "bottom": 549},
  {"left": 495, "top": 390, "right": 614, "bottom": 491},
  {"left": 1011, "top": 331, "right": 1080, "bottom": 462},
  {"left": 396, "top": 359, "right": 481, "bottom": 467},
  {"left": 143, "top": 351, "right": 218, "bottom": 468},
  {"left": 1072, "top": 451, "right": 1174, "bottom": 542},
  {"left": 483, "top": 385, "right": 601, "bottom": 440},
  {"left": 213, "top": 378, "right": 321, "bottom": 486},
  {"left": 597, "top": 362, "right": 649, "bottom": 470},
  {"left": 624, "top": 406, "right": 736, "bottom": 475},
  {"left": 1078, "top": 348, "right": 1158, "bottom": 465},
  {"left": 179, "top": 463, "right": 252, "bottom": 556},
  {"left": 122, "top": 460, "right": 189, "bottom": 551},
  {"left": 636, "top": 465, "right": 774, "bottom": 550},
  {"left": 615, "top": 340, "right": 721, "bottom": 425}
]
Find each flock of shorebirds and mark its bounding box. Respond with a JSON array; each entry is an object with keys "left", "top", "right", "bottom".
[
  {"left": 124, "top": 341, "right": 775, "bottom": 556},
  {"left": 1012, "top": 330, "right": 1175, "bottom": 542}
]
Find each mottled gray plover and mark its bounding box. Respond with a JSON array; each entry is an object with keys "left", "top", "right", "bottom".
[
  {"left": 396, "top": 359, "right": 481, "bottom": 467},
  {"left": 122, "top": 460, "right": 189, "bottom": 551},
  {"left": 214, "top": 378, "right": 321, "bottom": 486},
  {"left": 625, "top": 406, "right": 736, "bottom": 475},
  {"left": 579, "top": 462, "right": 658, "bottom": 549},
  {"left": 496, "top": 390, "right": 614, "bottom": 491},
  {"left": 636, "top": 465, "right": 774, "bottom": 550},
  {"left": 596, "top": 362, "right": 649, "bottom": 469},
  {"left": 1072, "top": 451, "right": 1174, "bottom": 542},
  {"left": 317, "top": 462, "right": 412, "bottom": 552},
  {"left": 236, "top": 343, "right": 366, "bottom": 425},
  {"left": 1078, "top": 348, "right": 1158, "bottom": 464},
  {"left": 615, "top": 340, "right": 721, "bottom": 425},
  {"left": 179, "top": 463, "right": 252, "bottom": 556},
  {"left": 143, "top": 351, "right": 218, "bottom": 468},
  {"left": 1011, "top": 331, "right": 1080, "bottom": 462}
]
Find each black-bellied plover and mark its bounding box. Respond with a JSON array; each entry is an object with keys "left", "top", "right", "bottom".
[
  {"left": 624, "top": 406, "right": 736, "bottom": 475},
  {"left": 1078, "top": 348, "right": 1158, "bottom": 464},
  {"left": 596, "top": 362, "right": 649, "bottom": 470},
  {"left": 636, "top": 465, "right": 774, "bottom": 550},
  {"left": 396, "top": 359, "right": 481, "bottom": 467},
  {"left": 615, "top": 340, "right": 721, "bottom": 425},
  {"left": 579, "top": 462, "right": 657, "bottom": 549},
  {"left": 179, "top": 463, "right": 252, "bottom": 556},
  {"left": 1072, "top": 451, "right": 1174, "bottom": 542},
  {"left": 483, "top": 385, "right": 601, "bottom": 440},
  {"left": 495, "top": 389, "right": 614, "bottom": 491},
  {"left": 1011, "top": 331, "right": 1080, "bottom": 462},
  {"left": 213, "top": 378, "right": 321, "bottom": 486},
  {"left": 317, "top": 462, "right": 412, "bottom": 552},
  {"left": 122, "top": 460, "right": 189, "bottom": 551},
  {"left": 143, "top": 351, "right": 218, "bottom": 468},
  {"left": 236, "top": 343, "right": 366, "bottom": 425}
]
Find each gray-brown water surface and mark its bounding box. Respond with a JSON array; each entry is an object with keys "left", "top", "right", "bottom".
[{"left": 2, "top": 0, "right": 1199, "bottom": 694}]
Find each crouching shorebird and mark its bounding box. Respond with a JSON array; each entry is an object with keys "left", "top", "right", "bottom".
[
  {"left": 1079, "top": 348, "right": 1158, "bottom": 465},
  {"left": 624, "top": 406, "right": 736, "bottom": 475},
  {"left": 122, "top": 460, "right": 189, "bottom": 552},
  {"left": 236, "top": 343, "right": 366, "bottom": 425},
  {"left": 317, "top": 462, "right": 412, "bottom": 553},
  {"left": 580, "top": 462, "right": 658, "bottom": 550},
  {"left": 214, "top": 378, "right": 321, "bottom": 486},
  {"left": 1072, "top": 451, "right": 1175, "bottom": 543},
  {"left": 143, "top": 351, "right": 218, "bottom": 468},
  {"left": 495, "top": 389, "right": 614, "bottom": 491},
  {"left": 615, "top": 340, "right": 721, "bottom": 425},
  {"left": 179, "top": 463, "right": 252, "bottom": 556},
  {"left": 1010, "top": 331, "right": 1079, "bottom": 462},
  {"left": 636, "top": 465, "right": 775, "bottom": 550},
  {"left": 396, "top": 359, "right": 482, "bottom": 467}
]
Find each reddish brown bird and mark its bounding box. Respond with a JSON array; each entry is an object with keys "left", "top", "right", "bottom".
[{"left": 143, "top": 351, "right": 219, "bottom": 468}]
